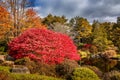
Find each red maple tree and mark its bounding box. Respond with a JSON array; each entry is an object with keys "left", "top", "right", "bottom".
[{"left": 8, "top": 28, "right": 80, "bottom": 64}]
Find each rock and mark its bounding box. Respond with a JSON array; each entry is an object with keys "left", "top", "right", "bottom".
[
  {"left": 2, "top": 61, "right": 14, "bottom": 66},
  {"left": 0, "top": 55, "right": 6, "bottom": 63},
  {"left": 103, "top": 50, "right": 117, "bottom": 59},
  {"left": 11, "top": 65, "right": 30, "bottom": 74},
  {"left": 5, "top": 55, "right": 15, "bottom": 61}
]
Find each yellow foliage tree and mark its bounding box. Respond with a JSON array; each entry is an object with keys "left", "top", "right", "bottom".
[
  {"left": 22, "top": 8, "right": 46, "bottom": 31},
  {"left": 0, "top": 0, "right": 46, "bottom": 42},
  {"left": 0, "top": 6, "right": 13, "bottom": 41},
  {"left": 69, "top": 16, "right": 92, "bottom": 46}
]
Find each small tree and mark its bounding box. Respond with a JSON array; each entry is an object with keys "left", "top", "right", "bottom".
[{"left": 8, "top": 28, "right": 80, "bottom": 64}]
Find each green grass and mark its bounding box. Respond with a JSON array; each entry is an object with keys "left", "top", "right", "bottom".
[{"left": 0, "top": 66, "right": 64, "bottom": 80}]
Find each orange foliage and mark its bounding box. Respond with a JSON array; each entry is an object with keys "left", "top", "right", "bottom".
[
  {"left": 0, "top": 6, "right": 12, "bottom": 39},
  {"left": 0, "top": 6, "right": 46, "bottom": 41},
  {"left": 22, "top": 8, "right": 46, "bottom": 31}
]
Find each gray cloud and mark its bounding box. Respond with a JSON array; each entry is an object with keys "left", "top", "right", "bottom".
[{"left": 34, "top": 0, "right": 120, "bottom": 23}]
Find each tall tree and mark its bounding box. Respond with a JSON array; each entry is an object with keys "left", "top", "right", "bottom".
[
  {"left": 42, "top": 14, "right": 68, "bottom": 28},
  {"left": 69, "top": 16, "right": 92, "bottom": 47},
  {"left": 0, "top": 6, "right": 13, "bottom": 41},
  {"left": 0, "top": 0, "right": 45, "bottom": 41},
  {"left": 92, "top": 22, "right": 112, "bottom": 52},
  {"left": 22, "top": 8, "right": 46, "bottom": 31},
  {"left": 0, "top": 0, "right": 29, "bottom": 36},
  {"left": 102, "top": 22, "right": 114, "bottom": 40}
]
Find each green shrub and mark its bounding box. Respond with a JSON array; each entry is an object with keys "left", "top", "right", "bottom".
[
  {"left": 15, "top": 57, "right": 57, "bottom": 77},
  {"left": 0, "top": 46, "right": 5, "bottom": 52},
  {"left": 0, "top": 52, "right": 7, "bottom": 55},
  {"left": 0, "top": 66, "right": 11, "bottom": 73},
  {"left": 0, "top": 39, "right": 8, "bottom": 52},
  {"left": 56, "top": 59, "right": 79, "bottom": 79},
  {"left": 111, "top": 74, "right": 120, "bottom": 80},
  {"left": 0, "top": 66, "right": 13, "bottom": 80},
  {"left": 0, "top": 71, "right": 64, "bottom": 80},
  {"left": 10, "top": 73, "right": 63, "bottom": 80},
  {"left": 0, "top": 65, "right": 63, "bottom": 80},
  {"left": 103, "top": 70, "right": 120, "bottom": 80},
  {"left": 72, "top": 67, "right": 100, "bottom": 80},
  {"left": 83, "top": 65, "right": 103, "bottom": 79},
  {"left": 32, "top": 62, "right": 56, "bottom": 77},
  {"left": 14, "top": 57, "right": 28, "bottom": 65}
]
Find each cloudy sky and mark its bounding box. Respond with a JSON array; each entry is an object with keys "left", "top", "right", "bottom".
[{"left": 30, "top": 0, "right": 120, "bottom": 23}]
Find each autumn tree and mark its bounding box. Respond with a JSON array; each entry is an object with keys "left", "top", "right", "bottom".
[
  {"left": 8, "top": 28, "right": 80, "bottom": 64},
  {"left": 22, "top": 8, "right": 46, "bottom": 31},
  {"left": 0, "top": 0, "right": 29, "bottom": 36},
  {"left": 69, "top": 16, "right": 92, "bottom": 48},
  {"left": 0, "top": 6, "right": 13, "bottom": 41},
  {"left": 0, "top": 0, "right": 46, "bottom": 41}
]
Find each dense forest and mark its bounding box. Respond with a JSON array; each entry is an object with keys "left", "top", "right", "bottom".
[{"left": 0, "top": 0, "right": 120, "bottom": 80}]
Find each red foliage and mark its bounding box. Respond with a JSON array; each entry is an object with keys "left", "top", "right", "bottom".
[
  {"left": 8, "top": 28, "right": 80, "bottom": 64},
  {"left": 84, "top": 44, "right": 92, "bottom": 49}
]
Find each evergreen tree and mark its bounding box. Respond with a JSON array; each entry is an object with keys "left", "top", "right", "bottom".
[
  {"left": 42, "top": 14, "right": 67, "bottom": 28},
  {"left": 92, "top": 22, "right": 112, "bottom": 52}
]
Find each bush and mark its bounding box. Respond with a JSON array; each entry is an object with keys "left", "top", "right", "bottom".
[
  {"left": 14, "top": 57, "right": 29, "bottom": 65},
  {"left": 8, "top": 28, "right": 80, "bottom": 64},
  {"left": 0, "top": 71, "right": 13, "bottom": 80},
  {"left": 0, "top": 65, "right": 62, "bottom": 80},
  {"left": 89, "top": 45, "right": 98, "bottom": 54},
  {"left": 32, "top": 62, "right": 57, "bottom": 77},
  {"left": 0, "top": 71, "right": 63, "bottom": 80},
  {"left": 0, "top": 39, "right": 8, "bottom": 52},
  {"left": 0, "top": 39, "right": 8, "bottom": 55},
  {"left": 103, "top": 49, "right": 117, "bottom": 59},
  {"left": 72, "top": 67, "right": 100, "bottom": 80},
  {"left": 78, "top": 50, "right": 88, "bottom": 59},
  {"left": 86, "top": 49, "right": 117, "bottom": 72},
  {"left": 0, "top": 66, "right": 13, "bottom": 80},
  {"left": 115, "top": 61, "right": 120, "bottom": 70},
  {"left": 56, "top": 59, "right": 79, "bottom": 79},
  {"left": 15, "top": 57, "right": 57, "bottom": 77},
  {"left": 10, "top": 73, "right": 63, "bottom": 80},
  {"left": 103, "top": 70, "right": 120, "bottom": 80},
  {"left": 111, "top": 75, "right": 120, "bottom": 80},
  {"left": 0, "top": 66, "right": 11, "bottom": 73},
  {"left": 0, "top": 65, "right": 63, "bottom": 80},
  {"left": 83, "top": 65, "right": 103, "bottom": 79}
]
